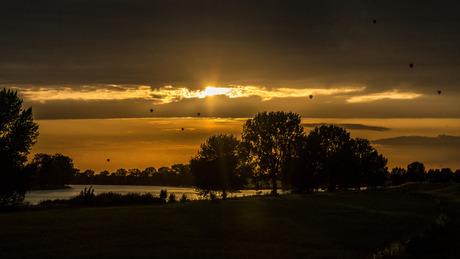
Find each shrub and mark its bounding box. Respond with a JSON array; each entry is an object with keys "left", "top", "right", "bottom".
[
  {"left": 168, "top": 193, "right": 176, "bottom": 203},
  {"left": 159, "top": 189, "right": 168, "bottom": 200},
  {"left": 180, "top": 194, "right": 188, "bottom": 202},
  {"left": 39, "top": 190, "right": 165, "bottom": 207}
]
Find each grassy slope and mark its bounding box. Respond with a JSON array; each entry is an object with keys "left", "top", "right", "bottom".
[
  {"left": 393, "top": 183, "right": 460, "bottom": 258},
  {"left": 0, "top": 191, "right": 437, "bottom": 258}
]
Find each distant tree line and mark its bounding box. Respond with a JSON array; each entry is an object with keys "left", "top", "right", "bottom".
[
  {"left": 390, "top": 161, "right": 460, "bottom": 185},
  {"left": 71, "top": 164, "right": 193, "bottom": 186}
]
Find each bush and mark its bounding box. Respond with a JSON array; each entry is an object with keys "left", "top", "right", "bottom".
[
  {"left": 71, "top": 186, "right": 95, "bottom": 204},
  {"left": 179, "top": 194, "right": 188, "bottom": 203},
  {"left": 159, "top": 189, "right": 168, "bottom": 200},
  {"left": 39, "top": 190, "right": 165, "bottom": 207},
  {"left": 168, "top": 193, "right": 176, "bottom": 203}
]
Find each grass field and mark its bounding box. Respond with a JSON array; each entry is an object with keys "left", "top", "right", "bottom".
[
  {"left": 0, "top": 190, "right": 440, "bottom": 258},
  {"left": 391, "top": 183, "right": 460, "bottom": 258}
]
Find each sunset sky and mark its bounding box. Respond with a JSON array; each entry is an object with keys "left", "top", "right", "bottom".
[{"left": 1, "top": 0, "right": 459, "bottom": 172}]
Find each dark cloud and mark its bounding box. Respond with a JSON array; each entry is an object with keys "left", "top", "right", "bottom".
[
  {"left": 1, "top": 0, "right": 459, "bottom": 93},
  {"left": 303, "top": 123, "right": 390, "bottom": 131},
  {"left": 372, "top": 134, "right": 460, "bottom": 146}
]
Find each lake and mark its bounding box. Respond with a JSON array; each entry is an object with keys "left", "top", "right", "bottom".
[{"left": 25, "top": 185, "right": 273, "bottom": 205}]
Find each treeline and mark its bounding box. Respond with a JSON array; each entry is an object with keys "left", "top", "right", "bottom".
[
  {"left": 390, "top": 161, "right": 460, "bottom": 185},
  {"left": 21, "top": 153, "right": 193, "bottom": 188},
  {"left": 189, "top": 111, "right": 390, "bottom": 197},
  {"left": 71, "top": 164, "right": 193, "bottom": 186}
]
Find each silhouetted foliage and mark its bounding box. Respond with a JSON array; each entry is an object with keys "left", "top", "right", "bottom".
[
  {"left": 354, "top": 138, "right": 388, "bottom": 188},
  {"left": 241, "top": 111, "right": 304, "bottom": 195},
  {"left": 39, "top": 190, "right": 165, "bottom": 207},
  {"left": 190, "top": 134, "right": 247, "bottom": 198},
  {"left": 168, "top": 193, "right": 176, "bottom": 203},
  {"left": 288, "top": 126, "right": 387, "bottom": 192},
  {"left": 29, "top": 153, "right": 77, "bottom": 189},
  {"left": 0, "top": 88, "right": 39, "bottom": 208},
  {"left": 159, "top": 189, "right": 168, "bottom": 200},
  {"left": 71, "top": 164, "right": 193, "bottom": 186},
  {"left": 455, "top": 169, "right": 460, "bottom": 183},
  {"left": 304, "top": 125, "right": 356, "bottom": 191},
  {"left": 286, "top": 134, "right": 316, "bottom": 193},
  {"left": 426, "top": 168, "right": 453, "bottom": 183},
  {"left": 407, "top": 161, "right": 426, "bottom": 182},
  {"left": 180, "top": 193, "right": 188, "bottom": 202},
  {"left": 390, "top": 167, "right": 408, "bottom": 185}
]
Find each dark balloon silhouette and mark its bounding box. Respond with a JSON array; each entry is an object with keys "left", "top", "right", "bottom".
[
  {"left": 107, "top": 159, "right": 110, "bottom": 162},
  {"left": 309, "top": 95, "right": 313, "bottom": 99},
  {"left": 438, "top": 90, "right": 441, "bottom": 95},
  {"left": 181, "top": 128, "right": 184, "bottom": 131},
  {"left": 197, "top": 112, "right": 201, "bottom": 116},
  {"left": 150, "top": 109, "right": 153, "bottom": 113},
  {"left": 409, "top": 63, "right": 414, "bottom": 68},
  {"left": 373, "top": 19, "right": 377, "bottom": 24}
]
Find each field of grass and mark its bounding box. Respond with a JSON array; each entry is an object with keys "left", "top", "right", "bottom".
[
  {"left": 392, "top": 183, "right": 460, "bottom": 258},
  {"left": 0, "top": 190, "right": 439, "bottom": 258}
]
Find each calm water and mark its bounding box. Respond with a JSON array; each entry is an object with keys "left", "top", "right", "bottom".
[{"left": 25, "top": 185, "right": 273, "bottom": 205}]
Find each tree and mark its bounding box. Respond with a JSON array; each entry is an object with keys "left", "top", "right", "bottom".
[
  {"left": 427, "top": 168, "right": 453, "bottom": 183},
  {"left": 190, "top": 134, "right": 247, "bottom": 198},
  {"left": 241, "top": 111, "right": 304, "bottom": 195},
  {"left": 390, "top": 167, "right": 407, "bottom": 185},
  {"left": 407, "top": 161, "right": 425, "bottom": 182},
  {"left": 30, "top": 153, "right": 77, "bottom": 188},
  {"left": 0, "top": 88, "right": 39, "bottom": 207},
  {"left": 286, "top": 134, "right": 317, "bottom": 193},
  {"left": 354, "top": 138, "right": 388, "bottom": 188},
  {"left": 171, "top": 164, "right": 193, "bottom": 186},
  {"left": 304, "top": 125, "right": 356, "bottom": 191},
  {"left": 289, "top": 128, "right": 388, "bottom": 192},
  {"left": 454, "top": 169, "right": 460, "bottom": 183}
]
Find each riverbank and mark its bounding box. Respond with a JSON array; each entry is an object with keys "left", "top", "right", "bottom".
[{"left": 0, "top": 188, "right": 439, "bottom": 258}]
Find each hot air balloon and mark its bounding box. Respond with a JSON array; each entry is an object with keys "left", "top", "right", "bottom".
[
  {"left": 197, "top": 112, "right": 201, "bottom": 116},
  {"left": 181, "top": 128, "right": 184, "bottom": 131},
  {"left": 107, "top": 159, "right": 110, "bottom": 162},
  {"left": 150, "top": 109, "right": 153, "bottom": 113},
  {"left": 309, "top": 95, "right": 313, "bottom": 99},
  {"left": 409, "top": 63, "right": 414, "bottom": 68},
  {"left": 438, "top": 90, "right": 441, "bottom": 95}
]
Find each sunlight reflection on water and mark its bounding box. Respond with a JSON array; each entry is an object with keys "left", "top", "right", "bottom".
[{"left": 25, "top": 185, "right": 275, "bottom": 205}]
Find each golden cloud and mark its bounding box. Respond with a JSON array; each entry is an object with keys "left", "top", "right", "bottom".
[
  {"left": 346, "top": 90, "right": 422, "bottom": 103},
  {"left": 15, "top": 84, "right": 367, "bottom": 104}
]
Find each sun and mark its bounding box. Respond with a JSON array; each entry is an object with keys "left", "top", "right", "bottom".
[{"left": 198, "top": 86, "right": 231, "bottom": 98}]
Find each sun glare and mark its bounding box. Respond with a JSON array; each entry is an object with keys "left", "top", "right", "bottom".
[{"left": 198, "top": 87, "right": 231, "bottom": 98}]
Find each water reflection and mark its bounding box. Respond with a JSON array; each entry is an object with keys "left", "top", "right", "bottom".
[{"left": 25, "top": 185, "right": 274, "bottom": 205}]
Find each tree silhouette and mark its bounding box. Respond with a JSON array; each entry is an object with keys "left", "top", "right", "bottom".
[
  {"left": 190, "top": 134, "right": 247, "bottom": 198},
  {"left": 30, "top": 153, "right": 77, "bottom": 188},
  {"left": 407, "top": 161, "right": 426, "bottom": 182},
  {"left": 0, "top": 88, "right": 39, "bottom": 207},
  {"left": 454, "top": 169, "right": 460, "bottom": 183},
  {"left": 286, "top": 134, "right": 317, "bottom": 193},
  {"left": 427, "top": 168, "right": 453, "bottom": 183},
  {"left": 241, "top": 111, "right": 304, "bottom": 195},
  {"left": 354, "top": 138, "right": 388, "bottom": 188},
  {"left": 288, "top": 127, "right": 388, "bottom": 192},
  {"left": 390, "top": 167, "right": 407, "bottom": 185},
  {"left": 305, "top": 125, "right": 355, "bottom": 191}
]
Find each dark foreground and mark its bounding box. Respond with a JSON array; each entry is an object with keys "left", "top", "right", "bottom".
[{"left": 0, "top": 189, "right": 444, "bottom": 258}]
